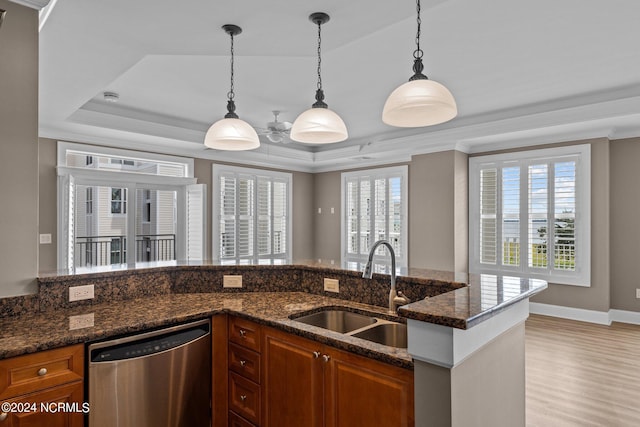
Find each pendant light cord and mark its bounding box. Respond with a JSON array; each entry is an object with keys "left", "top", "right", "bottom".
[
  {"left": 228, "top": 33, "right": 235, "bottom": 101},
  {"left": 224, "top": 30, "right": 238, "bottom": 118},
  {"left": 410, "top": 0, "right": 427, "bottom": 81},
  {"left": 312, "top": 18, "right": 328, "bottom": 108},
  {"left": 414, "top": 0, "right": 423, "bottom": 59},
  {"left": 316, "top": 21, "right": 323, "bottom": 91}
]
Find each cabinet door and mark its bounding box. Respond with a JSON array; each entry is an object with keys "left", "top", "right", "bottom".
[
  {"left": 262, "top": 327, "right": 324, "bottom": 427},
  {"left": 1, "top": 381, "right": 84, "bottom": 427},
  {"left": 325, "top": 349, "right": 414, "bottom": 427}
]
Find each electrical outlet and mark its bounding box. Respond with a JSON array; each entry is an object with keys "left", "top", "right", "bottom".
[
  {"left": 223, "top": 275, "right": 243, "bottom": 288},
  {"left": 69, "top": 284, "right": 94, "bottom": 302},
  {"left": 69, "top": 313, "right": 94, "bottom": 330},
  {"left": 636, "top": 288, "right": 640, "bottom": 299},
  {"left": 324, "top": 278, "right": 339, "bottom": 293}
]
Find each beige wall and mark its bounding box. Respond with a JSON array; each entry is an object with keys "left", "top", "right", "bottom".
[
  {"left": 610, "top": 137, "right": 640, "bottom": 311},
  {"left": 313, "top": 171, "right": 341, "bottom": 264},
  {"left": 0, "top": 1, "right": 39, "bottom": 297},
  {"left": 409, "top": 151, "right": 468, "bottom": 271},
  {"left": 38, "top": 138, "right": 58, "bottom": 273}
]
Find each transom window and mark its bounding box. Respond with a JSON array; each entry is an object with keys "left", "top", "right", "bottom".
[
  {"left": 341, "top": 166, "right": 408, "bottom": 273},
  {"left": 469, "top": 145, "right": 591, "bottom": 286}
]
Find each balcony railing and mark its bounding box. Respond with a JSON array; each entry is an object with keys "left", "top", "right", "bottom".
[{"left": 75, "top": 234, "right": 175, "bottom": 267}]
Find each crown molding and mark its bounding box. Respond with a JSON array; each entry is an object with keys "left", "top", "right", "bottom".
[
  {"left": 44, "top": 88, "right": 640, "bottom": 173},
  {"left": 9, "top": 0, "right": 50, "bottom": 10}
]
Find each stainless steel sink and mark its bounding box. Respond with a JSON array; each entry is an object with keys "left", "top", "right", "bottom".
[
  {"left": 352, "top": 323, "right": 408, "bottom": 348},
  {"left": 290, "top": 308, "right": 408, "bottom": 348},
  {"left": 292, "top": 309, "right": 377, "bottom": 333}
]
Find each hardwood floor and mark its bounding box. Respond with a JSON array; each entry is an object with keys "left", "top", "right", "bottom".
[{"left": 526, "top": 315, "right": 640, "bottom": 426}]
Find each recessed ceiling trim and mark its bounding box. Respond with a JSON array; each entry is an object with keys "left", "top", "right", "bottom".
[{"left": 9, "top": 0, "right": 50, "bottom": 10}]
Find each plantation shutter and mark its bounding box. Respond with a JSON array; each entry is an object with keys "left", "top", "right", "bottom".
[
  {"left": 186, "top": 184, "right": 206, "bottom": 261},
  {"left": 470, "top": 147, "right": 588, "bottom": 285},
  {"left": 479, "top": 167, "right": 497, "bottom": 265},
  {"left": 342, "top": 167, "right": 407, "bottom": 272},
  {"left": 58, "top": 175, "right": 76, "bottom": 272},
  {"left": 215, "top": 167, "right": 291, "bottom": 264}
]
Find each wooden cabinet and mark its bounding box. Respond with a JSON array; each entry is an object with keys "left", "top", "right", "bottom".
[
  {"left": 228, "top": 317, "right": 262, "bottom": 426},
  {"left": 0, "top": 344, "right": 84, "bottom": 427},
  {"left": 262, "top": 327, "right": 414, "bottom": 427},
  {"left": 325, "top": 347, "right": 414, "bottom": 427},
  {"left": 262, "top": 329, "right": 324, "bottom": 427}
]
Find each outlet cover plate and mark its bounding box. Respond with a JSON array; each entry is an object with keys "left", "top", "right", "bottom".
[
  {"left": 223, "top": 275, "right": 243, "bottom": 288},
  {"left": 69, "top": 284, "right": 95, "bottom": 302},
  {"left": 69, "top": 313, "right": 95, "bottom": 330},
  {"left": 324, "top": 278, "right": 339, "bottom": 293}
]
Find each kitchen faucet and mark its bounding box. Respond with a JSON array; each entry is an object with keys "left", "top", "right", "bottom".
[{"left": 362, "top": 240, "right": 411, "bottom": 314}]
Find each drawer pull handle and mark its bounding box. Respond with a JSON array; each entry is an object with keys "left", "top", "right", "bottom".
[
  {"left": 313, "top": 351, "right": 321, "bottom": 359},
  {"left": 0, "top": 412, "right": 7, "bottom": 421},
  {"left": 239, "top": 329, "right": 247, "bottom": 338},
  {"left": 240, "top": 360, "right": 246, "bottom": 367},
  {"left": 38, "top": 368, "right": 48, "bottom": 376},
  {"left": 322, "top": 354, "right": 331, "bottom": 363},
  {"left": 240, "top": 395, "right": 247, "bottom": 402}
]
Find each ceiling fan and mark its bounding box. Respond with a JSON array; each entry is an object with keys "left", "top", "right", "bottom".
[{"left": 255, "top": 110, "right": 293, "bottom": 144}]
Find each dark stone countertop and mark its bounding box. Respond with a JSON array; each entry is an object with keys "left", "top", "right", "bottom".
[
  {"left": 0, "top": 292, "right": 413, "bottom": 368},
  {"left": 398, "top": 272, "right": 547, "bottom": 329}
]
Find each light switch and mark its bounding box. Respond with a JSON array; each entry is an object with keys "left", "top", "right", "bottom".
[{"left": 40, "top": 233, "right": 52, "bottom": 244}]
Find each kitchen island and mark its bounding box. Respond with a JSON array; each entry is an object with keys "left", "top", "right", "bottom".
[{"left": 0, "top": 264, "right": 546, "bottom": 426}]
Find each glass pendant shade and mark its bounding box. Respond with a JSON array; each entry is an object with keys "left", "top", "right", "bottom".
[
  {"left": 290, "top": 107, "right": 348, "bottom": 144},
  {"left": 382, "top": 79, "right": 457, "bottom": 127},
  {"left": 204, "top": 117, "right": 260, "bottom": 151}
]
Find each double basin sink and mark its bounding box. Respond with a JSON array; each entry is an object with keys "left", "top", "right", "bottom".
[{"left": 290, "top": 309, "right": 407, "bottom": 348}]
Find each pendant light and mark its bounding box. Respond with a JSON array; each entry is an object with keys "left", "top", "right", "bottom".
[
  {"left": 382, "top": 0, "right": 457, "bottom": 127},
  {"left": 204, "top": 25, "right": 260, "bottom": 151},
  {"left": 290, "top": 12, "right": 348, "bottom": 144}
]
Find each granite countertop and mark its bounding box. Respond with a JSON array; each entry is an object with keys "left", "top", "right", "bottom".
[
  {"left": 0, "top": 292, "right": 413, "bottom": 369},
  {"left": 398, "top": 273, "right": 548, "bottom": 329}
]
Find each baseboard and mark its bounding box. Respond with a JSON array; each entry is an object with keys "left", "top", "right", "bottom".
[
  {"left": 529, "top": 302, "right": 640, "bottom": 326},
  {"left": 529, "top": 302, "right": 611, "bottom": 325},
  {"left": 609, "top": 309, "right": 640, "bottom": 325}
]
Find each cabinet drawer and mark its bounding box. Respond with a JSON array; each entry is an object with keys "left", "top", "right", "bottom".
[
  {"left": 229, "top": 317, "right": 261, "bottom": 352},
  {"left": 229, "top": 372, "right": 261, "bottom": 425},
  {"left": 0, "top": 345, "right": 84, "bottom": 400},
  {"left": 229, "top": 343, "right": 261, "bottom": 383},
  {"left": 0, "top": 380, "right": 84, "bottom": 427},
  {"left": 229, "top": 410, "right": 256, "bottom": 427}
]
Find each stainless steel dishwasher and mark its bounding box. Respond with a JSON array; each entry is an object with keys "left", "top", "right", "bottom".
[{"left": 88, "top": 319, "right": 211, "bottom": 427}]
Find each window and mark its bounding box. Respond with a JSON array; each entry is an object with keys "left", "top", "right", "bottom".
[
  {"left": 57, "top": 142, "right": 205, "bottom": 273},
  {"left": 110, "top": 237, "right": 126, "bottom": 264},
  {"left": 341, "top": 166, "right": 408, "bottom": 273},
  {"left": 143, "top": 189, "right": 152, "bottom": 222},
  {"left": 86, "top": 187, "right": 93, "bottom": 215},
  {"left": 469, "top": 145, "right": 591, "bottom": 286},
  {"left": 212, "top": 165, "right": 292, "bottom": 264},
  {"left": 110, "top": 188, "right": 127, "bottom": 214}
]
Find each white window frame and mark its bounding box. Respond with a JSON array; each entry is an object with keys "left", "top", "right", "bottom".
[
  {"left": 109, "top": 187, "right": 127, "bottom": 215},
  {"left": 57, "top": 142, "right": 204, "bottom": 272},
  {"left": 212, "top": 164, "right": 293, "bottom": 264},
  {"left": 340, "top": 165, "right": 409, "bottom": 272},
  {"left": 469, "top": 145, "right": 591, "bottom": 286}
]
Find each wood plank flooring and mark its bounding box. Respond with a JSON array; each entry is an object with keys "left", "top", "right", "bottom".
[{"left": 526, "top": 315, "right": 640, "bottom": 426}]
